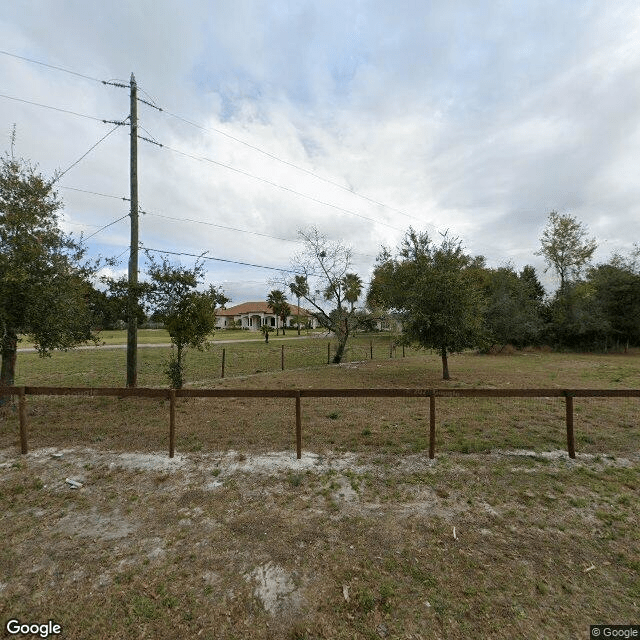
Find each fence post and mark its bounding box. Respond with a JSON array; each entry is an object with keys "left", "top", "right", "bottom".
[
  {"left": 565, "top": 392, "right": 575, "bottom": 459},
  {"left": 19, "top": 387, "right": 28, "bottom": 455},
  {"left": 169, "top": 389, "right": 176, "bottom": 458},
  {"left": 281, "top": 345, "right": 285, "bottom": 371},
  {"left": 429, "top": 392, "right": 436, "bottom": 459},
  {"left": 221, "top": 348, "right": 226, "bottom": 378},
  {"left": 295, "top": 391, "right": 302, "bottom": 460}
]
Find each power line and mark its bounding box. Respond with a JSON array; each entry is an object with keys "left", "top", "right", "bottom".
[
  {"left": 59, "top": 185, "right": 130, "bottom": 201},
  {"left": 141, "top": 210, "right": 299, "bottom": 244},
  {"left": 54, "top": 120, "right": 126, "bottom": 183},
  {"left": 141, "top": 245, "right": 300, "bottom": 273},
  {"left": 0, "top": 93, "right": 111, "bottom": 123},
  {"left": 83, "top": 214, "right": 129, "bottom": 241},
  {"left": 160, "top": 143, "right": 404, "bottom": 232},
  {"left": 0, "top": 49, "right": 105, "bottom": 84},
  {"left": 162, "top": 109, "right": 423, "bottom": 224}
]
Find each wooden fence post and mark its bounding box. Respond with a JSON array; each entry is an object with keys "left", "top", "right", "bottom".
[
  {"left": 295, "top": 392, "right": 302, "bottom": 460},
  {"left": 429, "top": 392, "right": 436, "bottom": 459},
  {"left": 169, "top": 389, "right": 176, "bottom": 458},
  {"left": 221, "top": 348, "right": 226, "bottom": 378},
  {"left": 19, "top": 387, "right": 28, "bottom": 455},
  {"left": 281, "top": 345, "right": 285, "bottom": 371},
  {"left": 565, "top": 392, "right": 575, "bottom": 459}
]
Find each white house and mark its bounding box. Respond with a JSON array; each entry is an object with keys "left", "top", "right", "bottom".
[{"left": 215, "top": 301, "right": 318, "bottom": 331}]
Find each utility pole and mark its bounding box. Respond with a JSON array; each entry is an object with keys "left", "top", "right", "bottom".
[{"left": 126, "top": 72, "right": 139, "bottom": 387}]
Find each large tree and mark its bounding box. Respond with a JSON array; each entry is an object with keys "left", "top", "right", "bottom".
[
  {"left": 0, "top": 150, "right": 97, "bottom": 404},
  {"left": 286, "top": 227, "right": 362, "bottom": 363},
  {"left": 368, "top": 229, "right": 485, "bottom": 380},
  {"left": 146, "top": 252, "right": 228, "bottom": 388},
  {"left": 537, "top": 211, "right": 597, "bottom": 291}
]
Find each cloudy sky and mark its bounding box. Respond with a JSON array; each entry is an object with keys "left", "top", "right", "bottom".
[{"left": 1, "top": 1, "right": 639, "bottom": 304}]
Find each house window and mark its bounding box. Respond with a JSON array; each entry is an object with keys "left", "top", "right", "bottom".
[{"left": 270, "top": 317, "right": 275, "bottom": 327}]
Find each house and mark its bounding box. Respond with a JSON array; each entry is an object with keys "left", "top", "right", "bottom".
[{"left": 215, "top": 301, "right": 318, "bottom": 331}]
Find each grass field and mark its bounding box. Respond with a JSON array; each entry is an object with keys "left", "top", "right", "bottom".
[
  {"left": 0, "top": 350, "right": 638, "bottom": 638},
  {"left": 13, "top": 333, "right": 412, "bottom": 387}
]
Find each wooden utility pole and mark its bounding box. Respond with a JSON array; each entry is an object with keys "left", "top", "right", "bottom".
[{"left": 126, "top": 72, "right": 139, "bottom": 387}]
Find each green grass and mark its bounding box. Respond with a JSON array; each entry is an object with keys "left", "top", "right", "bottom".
[{"left": 12, "top": 333, "right": 416, "bottom": 387}]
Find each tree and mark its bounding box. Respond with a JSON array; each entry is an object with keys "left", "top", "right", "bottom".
[
  {"left": 286, "top": 227, "right": 363, "bottom": 363},
  {"left": 587, "top": 248, "right": 640, "bottom": 350},
  {"left": 146, "top": 253, "right": 228, "bottom": 388},
  {"left": 0, "top": 149, "right": 97, "bottom": 404},
  {"left": 482, "top": 265, "right": 544, "bottom": 348},
  {"left": 368, "top": 228, "right": 485, "bottom": 380},
  {"left": 266, "top": 289, "right": 289, "bottom": 336},
  {"left": 537, "top": 211, "right": 597, "bottom": 291},
  {"left": 289, "top": 275, "right": 309, "bottom": 336}
]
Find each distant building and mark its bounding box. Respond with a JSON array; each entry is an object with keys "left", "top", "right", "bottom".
[{"left": 215, "top": 301, "right": 318, "bottom": 331}]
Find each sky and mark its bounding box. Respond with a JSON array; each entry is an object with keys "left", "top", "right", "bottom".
[{"left": 1, "top": 1, "right": 639, "bottom": 305}]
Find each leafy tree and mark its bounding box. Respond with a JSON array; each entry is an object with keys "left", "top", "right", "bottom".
[
  {"left": 266, "top": 289, "right": 289, "bottom": 336},
  {"left": 285, "top": 227, "right": 363, "bottom": 363},
  {"left": 0, "top": 149, "right": 97, "bottom": 404},
  {"left": 587, "top": 248, "right": 640, "bottom": 350},
  {"left": 289, "top": 274, "right": 309, "bottom": 336},
  {"left": 482, "top": 265, "right": 544, "bottom": 348},
  {"left": 91, "top": 277, "right": 148, "bottom": 330},
  {"left": 146, "top": 252, "right": 228, "bottom": 388},
  {"left": 537, "top": 211, "right": 597, "bottom": 291},
  {"left": 369, "top": 228, "right": 485, "bottom": 380},
  {"left": 519, "top": 265, "right": 546, "bottom": 303},
  {"left": 544, "top": 281, "right": 609, "bottom": 349}
]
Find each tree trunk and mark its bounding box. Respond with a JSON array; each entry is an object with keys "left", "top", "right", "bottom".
[
  {"left": 332, "top": 318, "right": 349, "bottom": 364},
  {"left": 281, "top": 318, "right": 286, "bottom": 336},
  {"left": 297, "top": 296, "right": 301, "bottom": 335},
  {"left": 441, "top": 346, "right": 450, "bottom": 380},
  {"left": 0, "top": 331, "right": 18, "bottom": 406}
]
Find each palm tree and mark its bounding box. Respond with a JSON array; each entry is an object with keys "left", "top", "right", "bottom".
[
  {"left": 342, "top": 272, "right": 363, "bottom": 311},
  {"left": 266, "top": 289, "right": 288, "bottom": 336},
  {"left": 289, "top": 275, "right": 309, "bottom": 335}
]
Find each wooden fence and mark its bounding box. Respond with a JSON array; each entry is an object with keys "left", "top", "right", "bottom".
[{"left": 2, "top": 386, "right": 638, "bottom": 461}]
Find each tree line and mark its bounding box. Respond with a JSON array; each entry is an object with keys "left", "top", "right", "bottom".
[{"left": 368, "top": 216, "right": 640, "bottom": 378}]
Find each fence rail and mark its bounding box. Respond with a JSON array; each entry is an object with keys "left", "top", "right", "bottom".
[{"left": 1, "top": 386, "right": 638, "bottom": 460}]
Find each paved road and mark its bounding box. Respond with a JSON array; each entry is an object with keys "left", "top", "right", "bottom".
[{"left": 17, "top": 334, "right": 324, "bottom": 353}]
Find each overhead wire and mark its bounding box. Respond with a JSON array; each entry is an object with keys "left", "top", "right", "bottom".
[
  {"left": 54, "top": 119, "right": 127, "bottom": 183},
  {"left": 0, "top": 50, "right": 106, "bottom": 84},
  {"left": 0, "top": 93, "right": 109, "bottom": 123},
  {"left": 141, "top": 245, "right": 301, "bottom": 274},
  {"left": 162, "top": 109, "right": 423, "bottom": 224},
  {"left": 159, "top": 143, "right": 404, "bottom": 232},
  {"left": 83, "top": 214, "right": 129, "bottom": 241},
  {"left": 59, "top": 185, "right": 130, "bottom": 201}
]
